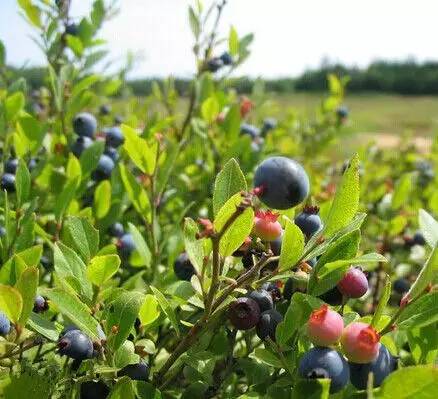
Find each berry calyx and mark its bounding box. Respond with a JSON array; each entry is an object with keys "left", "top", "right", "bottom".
[
  {"left": 253, "top": 210, "right": 282, "bottom": 241},
  {"left": 337, "top": 267, "right": 368, "bottom": 298},
  {"left": 341, "top": 322, "right": 380, "bottom": 363},
  {"left": 228, "top": 297, "right": 261, "bottom": 330},
  {"left": 307, "top": 304, "right": 344, "bottom": 346}
]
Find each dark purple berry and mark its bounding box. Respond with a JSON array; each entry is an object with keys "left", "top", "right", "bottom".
[
  {"left": 228, "top": 297, "right": 261, "bottom": 330},
  {"left": 261, "top": 282, "right": 282, "bottom": 302},
  {"left": 255, "top": 309, "right": 283, "bottom": 341},
  {"left": 80, "top": 380, "right": 110, "bottom": 399},
  {"left": 173, "top": 253, "right": 196, "bottom": 281},
  {"left": 247, "top": 290, "right": 274, "bottom": 313},
  {"left": 337, "top": 267, "right": 368, "bottom": 298}
]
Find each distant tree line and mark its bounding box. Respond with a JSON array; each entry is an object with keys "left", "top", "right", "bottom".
[{"left": 8, "top": 60, "right": 438, "bottom": 96}]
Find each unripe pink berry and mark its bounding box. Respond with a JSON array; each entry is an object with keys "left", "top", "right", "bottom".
[
  {"left": 307, "top": 304, "right": 344, "bottom": 346},
  {"left": 337, "top": 267, "right": 368, "bottom": 298},
  {"left": 341, "top": 322, "right": 380, "bottom": 363},
  {"left": 253, "top": 210, "right": 282, "bottom": 241}
]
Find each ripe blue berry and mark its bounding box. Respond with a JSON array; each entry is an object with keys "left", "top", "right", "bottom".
[
  {"left": 220, "top": 52, "right": 233, "bottom": 65},
  {"left": 114, "top": 115, "right": 124, "bottom": 125},
  {"left": 105, "top": 127, "right": 124, "bottom": 148},
  {"left": 298, "top": 347, "right": 349, "bottom": 394},
  {"left": 104, "top": 146, "right": 119, "bottom": 162},
  {"left": 118, "top": 233, "right": 136, "bottom": 259},
  {"left": 65, "top": 23, "right": 79, "bottom": 36},
  {"left": 80, "top": 380, "right": 110, "bottom": 399},
  {"left": 247, "top": 290, "right": 274, "bottom": 313},
  {"left": 207, "top": 58, "right": 224, "bottom": 72},
  {"left": 108, "top": 222, "right": 124, "bottom": 238},
  {"left": 40, "top": 255, "right": 53, "bottom": 270},
  {"left": 261, "top": 118, "right": 277, "bottom": 134},
  {"left": 349, "top": 344, "right": 397, "bottom": 390},
  {"left": 1, "top": 173, "right": 16, "bottom": 192},
  {"left": 92, "top": 154, "right": 115, "bottom": 181},
  {"left": 0, "top": 311, "right": 11, "bottom": 336},
  {"left": 58, "top": 329, "right": 94, "bottom": 360},
  {"left": 0, "top": 226, "right": 5, "bottom": 237},
  {"left": 254, "top": 156, "right": 310, "bottom": 210},
  {"left": 33, "top": 295, "right": 49, "bottom": 313},
  {"left": 71, "top": 136, "right": 93, "bottom": 158},
  {"left": 173, "top": 253, "right": 196, "bottom": 281},
  {"left": 28, "top": 157, "right": 38, "bottom": 172},
  {"left": 73, "top": 112, "right": 97, "bottom": 138},
  {"left": 256, "top": 309, "right": 283, "bottom": 341},
  {"left": 228, "top": 297, "right": 261, "bottom": 330},
  {"left": 118, "top": 361, "right": 150, "bottom": 381},
  {"left": 336, "top": 105, "right": 349, "bottom": 119},
  {"left": 295, "top": 206, "right": 323, "bottom": 238},
  {"left": 413, "top": 231, "right": 426, "bottom": 246},
  {"left": 100, "top": 104, "right": 111, "bottom": 116},
  {"left": 393, "top": 278, "right": 410, "bottom": 294},
  {"left": 4, "top": 158, "right": 18, "bottom": 174},
  {"left": 240, "top": 123, "right": 260, "bottom": 138}
]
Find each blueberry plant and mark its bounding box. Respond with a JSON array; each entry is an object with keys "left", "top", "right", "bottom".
[{"left": 0, "top": 1, "right": 437, "bottom": 398}]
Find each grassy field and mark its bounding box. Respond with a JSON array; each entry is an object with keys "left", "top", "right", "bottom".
[{"left": 273, "top": 93, "right": 438, "bottom": 137}]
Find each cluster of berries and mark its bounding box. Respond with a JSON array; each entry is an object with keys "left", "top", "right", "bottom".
[
  {"left": 108, "top": 223, "right": 136, "bottom": 261},
  {"left": 1, "top": 153, "right": 38, "bottom": 193},
  {"left": 300, "top": 304, "right": 397, "bottom": 392},
  {"left": 240, "top": 118, "right": 277, "bottom": 152},
  {"left": 206, "top": 52, "right": 234, "bottom": 73}
]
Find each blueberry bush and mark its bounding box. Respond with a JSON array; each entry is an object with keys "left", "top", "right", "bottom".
[{"left": 0, "top": 1, "right": 437, "bottom": 398}]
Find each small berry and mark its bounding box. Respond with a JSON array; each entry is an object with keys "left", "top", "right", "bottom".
[
  {"left": 413, "top": 231, "right": 426, "bottom": 246},
  {"left": 254, "top": 157, "right": 310, "bottom": 210},
  {"left": 80, "top": 380, "right": 110, "bottom": 399},
  {"left": 207, "top": 57, "right": 223, "bottom": 72},
  {"left": 295, "top": 206, "right": 323, "bottom": 238},
  {"left": 0, "top": 226, "right": 5, "bottom": 237},
  {"left": 393, "top": 278, "right": 410, "bottom": 294},
  {"left": 253, "top": 210, "right": 282, "bottom": 241},
  {"left": 118, "top": 361, "right": 150, "bottom": 381},
  {"left": 307, "top": 304, "right": 343, "bottom": 346},
  {"left": 247, "top": 290, "right": 274, "bottom": 313},
  {"left": 220, "top": 52, "right": 233, "bottom": 65},
  {"left": 73, "top": 112, "right": 97, "bottom": 138},
  {"left": 28, "top": 157, "right": 38, "bottom": 171},
  {"left": 261, "top": 282, "right": 282, "bottom": 302},
  {"left": 298, "top": 347, "right": 349, "bottom": 393},
  {"left": 336, "top": 105, "right": 349, "bottom": 120},
  {"left": 65, "top": 23, "right": 78, "bottom": 36},
  {"left": 40, "top": 255, "right": 53, "bottom": 270},
  {"left": 0, "top": 311, "right": 11, "bottom": 336},
  {"left": 337, "top": 267, "right": 368, "bottom": 298},
  {"left": 341, "top": 322, "right": 380, "bottom": 363},
  {"left": 100, "top": 104, "right": 111, "bottom": 116},
  {"left": 114, "top": 115, "right": 124, "bottom": 125},
  {"left": 33, "top": 295, "right": 49, "bottom": 313},
  {"left": 71, "top": 136, "right": 93, "bottom": 158},
  {"left": 92, "top": 154, "right": 115, "bottom": 181},
  {"left": 108, "top": 222, "right": 124, "bottom": 238},
  {"left": 256, "top": 309, "right": 283, "bottom": 341},
  {"left": 240, "top": 97, "right": 253, "bottom": 117},
  {"left": 228, "top": 297, "right": 261, "bottom": 330},
  {"left": 4, "top": 158, "right": 18, "bottom": 174},
  {"left": 318, "top": 286, "right": 343, "bottom": 306},
  {"left": 104, "top": 146, "right": 119, "bottom": 162},
  {"left": 173, "top": 253, "right": 196, "bottom": 281},
  {"left": 240, "top": 123, "right": 260, "bottom": 138},
  {"left": 1, "top": 173, "right": 15, "bottom": 192},
  {"left": 261, "top": 118, "right": 277, "bottom": 134},
  {"left": 283, "top": 271, "right": 308, "bottom": 300},
  {"left": 118, "top": 233, "right": 136, "bottom": 259},
  {"left": 349, "top": 344, "right": 397, "bottom": 389},
  {"left": 242, "top": 252, "right": 255, "bottom": 269},
  {"left": 58, "top": 329, "right": 94, "bottom": 360},
  {"left": 105, "top": 126, "right": 124, "bottom": 148}
]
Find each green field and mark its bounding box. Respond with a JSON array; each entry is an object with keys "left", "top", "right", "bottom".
[{"left": 274, "top": 93, "right": 438, "bottom": 136}]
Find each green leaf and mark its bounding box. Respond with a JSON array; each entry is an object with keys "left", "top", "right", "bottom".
[
  {"left": 419, "top": 209, "right": 438, "bottom": 248},
  {"left": 94, "top": 180, "right": 111, "bottom": 218},
  {"left": 397, "top": 292, "right": 438, "bottom": 330},
  {"left": 188, "top": 6, "right": 200, "bottom": 38},
  {"left": 63, "top": 216, "right": 99, "bottom": 262},
  {"left": 5, "top": 91, "right": 25, "bottom": 120},
  {"left": 128, "top": 223, "right": 151, "bottom": 268},
  {"left": 311, "top": 253, "right": 387, "bottom": 296},
  {"left": 213, "top": 193, "right": 254, "bottom": 257},
  {"left": 212, "top": 158, "right": 247, "bottom": 216},
  {"left": 252, "top": 348, "right": 282, "bottom": 368},
  {"left": 16, "top": 114, "right": 46, "bottom": 154},
  {"left": 17, "top": 0, "right": 41, "bottom": 28},
  {"left": 4, "top": 367, "right": 53, "bottom": 399},
  {"left": 114, "top": 340, "right": 139, "bottom": 369},
  {"left": 150, "top": 286, "right": 180, "bottom": 336},
  {"left": 201, "top": 96, "right": 219, "bottom": 123},
  {"left": 138, "top": 294, "right": 161, "bottom": 326},
  {"left": 292, "top": 379, "right": 330, "bottom": 399},
  {"left": 378, "top": 366, "right": 438, "bottom": 399},
  {"left": 0, "top": 40, "right": 5, "bottom": 65},
  {"left": 27, "top": 312, "right": 59, "bottom": 341},
  {"left": 16, "top": 266, "right": 39, "bottom": 326},
  {"left": 0, "top": 284, "right": 23, "bottom": 323},
  {"left": 0, "top": 246, "right": 42, "bottom": 285},
  {"left": 54, "top": 242, "right": 93, "bottom": 300},
  {"left": 106, "top": 291, "right": 144, "bottom": 351},
  {"left": 278, "top": 218, "right": 305, "bottom": 271},
  {"left": 229, "top": 26, "right": 239, "bottom": 56},
  {"left": 119, "top": 163, "right": 151, "bottom": 221},
  {"left": 391, "top": 173, "right": 412, "bottom": 210},
  {"left": 54, "top": 177, "right": 79, "bottom": 221},
  {"left": 122, "top": 124, "right": 157, "bottom": 174},
  {"left": 183, "top": 218, "right": 204, "bottom": 273},
  {"left": 222, "top": 104, "right": 241, "bottom": 141},
  {"left": 276, "top": 293, "right": 323, "bottom": 346},
  {"left": 87, "top": 255, "right": 120, "bottom": 286},
  {"left": 80, "top": 140, "right": 105, "bottom": 176},
  {"left": 407, "top": 324, "right": 438, "bottom": 364},
  {"left": 66, "top": 153, "right": 82, "bottom": 181},
  {"left": 65, "top": 34, "right": 83, "bottom": 57},
  {"left": 405, "top": 246, "right": 438, "bottom": 302},
  {"left": 136, "top": 382, "right": 162, "bottom": 399},
  {"left": 16, "top": 159, "right": 30, "bottom": 206},
  {"left": 109, "top": 377, "right": 135, "bottom": 399},
  {"left": 323, "top": 154, "right": 360, "bottom": 236},
  {"left": 371, "top": 274, "right": 391, "bottom": 328},
  {"left": 42, "top": 288, "right": 99, "bottom": 340}
]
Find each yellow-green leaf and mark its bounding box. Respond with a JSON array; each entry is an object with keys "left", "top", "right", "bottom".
[
  {"left": 87, "top": 255, "right": 120, "bottom": 286},
  {"left": 0, "top": 285, "right": 23, "bottom": 323}
]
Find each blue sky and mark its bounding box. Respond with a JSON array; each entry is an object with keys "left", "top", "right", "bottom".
[{"left": 1, "top": 0, "right": 438, "bottom": 78}]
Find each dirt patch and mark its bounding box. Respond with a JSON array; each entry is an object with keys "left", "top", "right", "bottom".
[{"left": 359, "top": 133, "right": 432, "bottom": 154}]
